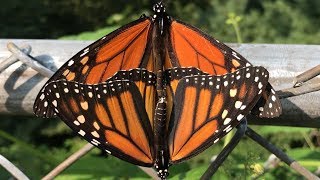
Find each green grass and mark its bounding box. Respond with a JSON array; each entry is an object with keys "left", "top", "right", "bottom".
[{"left": 52, "top": 134, "right": 319, "bottom": 179}]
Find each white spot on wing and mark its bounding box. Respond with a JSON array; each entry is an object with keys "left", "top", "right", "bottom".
[
  {"left": 91, "top": 131, "right": 100, "bottom": 138},
  {"left": 237, "top": 114, "right": 244, "bottom": 121},
  {"left": 222, "top": 110, "right": 228, "bottom": 119},
  {"left": 52, "top": 100, "right": 57, "bottom": 107},
  {"left": 232, "top": 51, "right": 240, "bottom": 59},
  {"left": 80, "top": 48, "right": 90, "bottom": 57},
  {"left": 93, "top": 122, "right": 100, "bottom": 130},
  {"left": 92, "top": 139, "right": 101, "bottom": 145},
  {"left": 40, "top": 93, "right": 45, "bottom": 100},
  {"left": 225, "top": 126, "right": 233, "bottom": 133},
  {"left": 235, "top": 101, "right": 242, "bottom": 109},
  {"left": 223, "top": 125, "right": 232, "bottom": 132},
  {"left": 77, "top": 115, "right": 85, "bottom": 123},
  {"left": 269, "top": 103, "right": 273, "bottom": 108},
  {"left": 240, "top": 105, "right": 246, "bottom": 110},
  {"left": 80, "top": 101, "right": 88, "bottom": 110},
  {"left": 230, "top": 89, "right": 237, "bottom": 97},
  {"left": 78, "top": 130, "right": 86, "bottom": 136},
  {"left": 223, "top": 118, "right": 231, "bottom": 125},
  {"left": 73, "top": 120, "right": 80, "bottom": 126},
  {"left": 68, "top": 60, "right": 74, "bottom": 66}
]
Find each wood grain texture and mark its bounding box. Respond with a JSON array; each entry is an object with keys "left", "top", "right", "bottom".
[{"left": 0, "top": 40, "right": 319, "bottom": 127}]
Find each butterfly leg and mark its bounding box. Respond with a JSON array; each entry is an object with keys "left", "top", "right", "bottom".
[
  {"left": 201, "top": 119, "right": 248, "bottom": 180},
  {"left": 245, "top": 126, "right": 318, "bottom": 179}
]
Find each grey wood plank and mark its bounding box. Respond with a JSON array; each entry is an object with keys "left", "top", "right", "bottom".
[{"left": 0, "top": 39, "right": 319, "bottom": 127}]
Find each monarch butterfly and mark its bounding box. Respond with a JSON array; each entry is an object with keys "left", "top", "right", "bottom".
[{"left": 34, "top": 1, "right": 282, "bottom": 179}]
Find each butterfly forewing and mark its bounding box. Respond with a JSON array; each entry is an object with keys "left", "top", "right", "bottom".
[
  {"left": 34, "top": 17, "right": 153, "bottom": 118},
  {"left": 61, "top": 17, "right": 153, "bottom": 84},
  {"left": 167, "top": 66, "right": 270, "bottom": 163},
  {"left": 167, "top": 20, "right": 282, "bottom": 119},
  {"left": 168, "top": 20, "right": 243, "bottom": 74}
]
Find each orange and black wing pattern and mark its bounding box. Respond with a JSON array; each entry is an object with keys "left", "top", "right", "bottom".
[
  {"left": 166, "top": 66, "right": 270, "bottom": 163},
  {"left": 167, "top": 19, "right": 282, "bottom": 118},
  {"left": 42, "top": 69, "right": 156, "bottom": 166},
  {"left": 34, "top": 16, "right": 154, "bottom": 118},
  {"left": 250, "top": 83, "right": 282, "bottom": 118},
  {"left": 33, "top": 2, "right": 284, "bottom": 178}
]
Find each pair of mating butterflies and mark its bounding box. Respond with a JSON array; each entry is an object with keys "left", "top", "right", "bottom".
[{"left": 34, "top": 2, "right": 281, "bottom": 179}]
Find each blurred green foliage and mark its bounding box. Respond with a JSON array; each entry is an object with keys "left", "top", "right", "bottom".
[
  {"left": 0, "top": 0, "right": 320, "bottom": 179},
  {"left": 0, "top": 0, "right": 320, "bottom": 44}
]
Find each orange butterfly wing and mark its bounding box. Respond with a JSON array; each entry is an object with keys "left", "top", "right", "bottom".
[
  {"left": 34, "top": 17, "right": 155, "bottom": 119},
  {"left": 168, "top": 21, "right": 227, "bottom": 75},
  {"left": 33, "top": 8, "right": 283, "bottom": 172},
  {"left": 62, "top": 17, "right": 153, "bottom": 83},
  {"left": 167, "top": 66, "right": 270, "bottom": 162},
  {"left": 43, "top": 69, "right": 156, "bottom": 166},
  {"left": 167, "top": 20, "right": 282, "bottom": 118}
]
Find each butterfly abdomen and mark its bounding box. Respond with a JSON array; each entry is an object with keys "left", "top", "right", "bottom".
[{"left": 154, "top": 96, "right": 170, "bottom": 179}]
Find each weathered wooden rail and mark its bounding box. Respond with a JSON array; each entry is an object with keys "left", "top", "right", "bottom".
[
  {"left": 1, "top": 39, "right": 319, "bottom": 180},
  {"left": 0, "top": 39, "right": 319, "bottom": 128}
]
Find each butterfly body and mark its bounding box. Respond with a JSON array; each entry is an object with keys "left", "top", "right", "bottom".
[
  {"left": 34, "top": 1, "right": 282, "bottom": 179},
  {"left": 153, "top": 96, "right": 170, "bottom": 178},
  {"left": 151, "top": 4, "right": 171, "bottom": 177}
]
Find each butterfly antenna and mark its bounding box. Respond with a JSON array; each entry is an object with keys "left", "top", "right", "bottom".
[{"left": 156, "top": 0, "right": 166, "bottom": 6}]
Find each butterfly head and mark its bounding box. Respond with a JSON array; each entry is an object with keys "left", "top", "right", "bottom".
[{"left": 153, "top": 2, "right": 166, "bottom": 16}]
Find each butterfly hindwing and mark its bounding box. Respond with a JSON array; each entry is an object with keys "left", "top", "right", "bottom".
[
  {"left": 251, "top": 84, "right": 282, "bottom": 118},
  {"left": 43, "top": 72, "right": 156, "bottom": 166},
  {"left": 107, "top": 69, "right": 157, "bottom": 126},
  {"left": 167, "top": 66, "right": 270, "bottom": 163}
]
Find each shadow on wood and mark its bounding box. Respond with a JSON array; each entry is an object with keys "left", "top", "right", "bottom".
[{"left": 0, "top": 40, "right": 319, "bottom": 128}]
